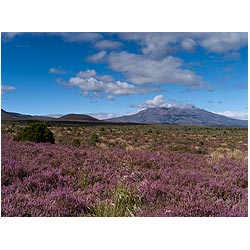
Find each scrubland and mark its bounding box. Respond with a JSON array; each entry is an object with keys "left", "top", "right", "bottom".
[{"left": 1, "top": 123, "right": 248, "bottom": 216}]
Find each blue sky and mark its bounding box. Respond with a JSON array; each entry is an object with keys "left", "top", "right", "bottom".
[{"left": 1, "top": 32, "right": 248, "bottom": 120}]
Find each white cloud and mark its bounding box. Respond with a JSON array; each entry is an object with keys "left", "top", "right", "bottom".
[
  {"left": 96, "top": 74, "right": 115, "bottom": 82},
  {"left": 118, "top": 32, "right": 248, "bottom": 56},
  {"left": 68, "top": 76, "right": 147, "bottom": 95},
  {"left": 2, "top": 32, "right": 102, "bottom": 43},
  {"left": 95, "top": 40, "right": 122, "bottom": 50},
  {"left": 1, "top": 85, "right": 16, "bottom": 94},
  {"left": 3, "top": 33, "right": 247, "bottom": 55},
  {"left": 88, "top": 112, "right": 121, "bottom": 120},
  {"left": 107, "top": 51, "right": 205, "bottom": 87},
  {"left": 57, "top": 32, "right": 102, "bottom": 43},
  {"left": 198, "top": 32, "right": 248, "bottom": 53},
  {"left": 77, "top": 69, "right": 97, "bottom": 78},
  {"left": 135, "top": 95, "right": 194, "bottom": 110},
  {"left": 216, "top": 111, "right": 248, "bottom": 120},
  {"left": 77, "top": 70, "right": 115, "bottom": 83},
  {"left": 119, "top": 32, "right": 181, "bottom": 59},
  {"left": 57, "top": 70, "right": 149, "bottom": 98},
  {"left": 49, "top": 67, "right": 67, "bottom": 75},
  {"left": 87, "top": 51, "right": 107, "bottom": 62},
  {"left": 180, "top": 37, "right": 196, "bottom": 52},
  {"left": 139, "top": 95, "right": 165, "bottom": 108}
]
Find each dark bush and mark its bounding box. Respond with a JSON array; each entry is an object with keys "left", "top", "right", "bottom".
[
  {"left": 72, "top": 138, "right": 81, "bottom": 147},
  {"left": 89, "top": 133, "right": 100, "bottom": 145},
  {"left": 18, "top": 123, "right": 55, "bottom": 144}
]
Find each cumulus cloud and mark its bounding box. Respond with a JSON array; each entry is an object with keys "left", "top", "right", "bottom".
[
  {"left": 180, "top": 37, "right": 196, "bottom": 52},
  {"left": 106, "top": 51, "right": 205, "bottom": 87},
  {"left": 134, "top": 95, "right": 194, "bottom": 110},
  {"left": 94, "top": 40, "right": 122, "bottom": 50},
  {"left": 198, "top": 32, "right": 248, "bottom": 53},
  {"left": 78, "top": 70, "right": 115, "bottom": 83},
  {"left": 119, "top": 32, "right": 181, "bottom": 59},
  {"left": 138, "top": 95, "right": 165, "bottom": 108},
  {"left": 77, "top": 69, "right": 97, "bottom": 78},
  {"left": 1, "top": 85, "right": 16, "bottom": 94},
  {"left": 96, "top": 74, "right": 115, "bottom": 82},
  {"left": 118, "top": 32, "right": 247, "bottom": 57},
  {"left": 57, "top": 69, "right": 148, "bottom": 98},
  {"left": 216, "top": 111, "right": 248, "bottom": 120},
  {"left": 49, "top": 67, "right": 67, "bottom": 75},
  {"left": 68, "top": 77, "right": 147, "bottom": 95},
  {"left": 87, "top": 51, "right": 107, "bottom": 62}
]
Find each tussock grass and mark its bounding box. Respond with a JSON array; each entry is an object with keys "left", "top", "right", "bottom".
[{"left": 88, "top": 185, "right": 142, "bottom": 217}]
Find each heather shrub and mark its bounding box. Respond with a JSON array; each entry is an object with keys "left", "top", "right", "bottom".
[
  {"left": 18, "top": 123, "right": 55, "bottom": 143},
  {"left": 1, "top": 124, "right": 248, "bottom": 217}
]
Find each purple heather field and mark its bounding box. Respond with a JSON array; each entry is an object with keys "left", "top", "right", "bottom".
[{"left": 1, "top": 124, "right": 248, "bottom": 217}]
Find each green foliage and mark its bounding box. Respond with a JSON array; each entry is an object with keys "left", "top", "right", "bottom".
[
  {"left": 79, "top": 173, "right": 89, "bottom": 188},
  {"left": 18, "top": 123, "right": 55, "bottom": 144},
  {"left": 195, "top": 148, "right": 205, "bottom": 154},
  {"left": 88, "top": 185, "right": 141, "bottom": 217},
  {"left": 72, "top": 138, "right": 81, "bottom": 147},
  {"left": 89, "top": 133, "right": 100, "bottom": 145},
  {"left": 147, "top": 128, "right": 153, "bottom": 133}
]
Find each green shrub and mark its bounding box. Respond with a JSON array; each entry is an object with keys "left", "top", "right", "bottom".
[
  {"left": 72, "top": 138, "right": 81, "bottom": 147},
  {"left": 89, "top": 133, "right": 100, "bottom": 145},
  {"left": 18, "top": 123, "right": 55, "bottom": 143},
  {"left": 147, "top": 128, "right": 153, "bottom": 133}
]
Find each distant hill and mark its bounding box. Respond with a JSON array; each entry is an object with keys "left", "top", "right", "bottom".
[
  {"left": 57, "top": 113, "right": 99, "bottom": 122},
  {"left": 107, "top": 106, "right": 248, "bottom": 127},
  {"left": 1, "top": 109, "right": 33, "bottom": 120},
  {"left": 1, "top": 109, "right": 100, "bottom": 123}
]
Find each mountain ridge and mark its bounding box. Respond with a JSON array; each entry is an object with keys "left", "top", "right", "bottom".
[
  {"left": 1, "top": 107, "right": 248, "bottom": 127},
  {"left": 107, "top": 106, "right": 248, "bottom": 127},
  {"left": 1, "top": 109, "right": 100, "bottom": 122}
]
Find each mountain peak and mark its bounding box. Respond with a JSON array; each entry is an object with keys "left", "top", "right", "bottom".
[{"left": 107, "top": 106, "right": 247, "bottom": 127}]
